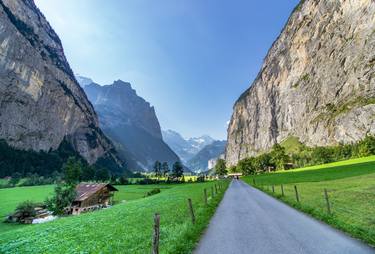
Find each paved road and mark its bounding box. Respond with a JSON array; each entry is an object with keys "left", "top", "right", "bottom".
[{"left": 195, "top": 180, "right": 374, "bottom": 254}]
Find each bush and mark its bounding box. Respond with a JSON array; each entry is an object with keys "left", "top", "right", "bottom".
[
  {"left": 45, "top": 184, "right": 77, "bottom": 215},
  {"left": 9, "top": 172, "right": 22, "bottom": 186},
  {"left": 196, "top": 175, "right": 206, "bottom": 182},
  {"left": 16, "top": 201, "right": 37, "bottom": 218},
  {"left": 144, "top": 188, "right": 161, "bottom": 197},
  {"left": 118, "top": 176, "right": 129, "bottom": 185},
  {"left": 137, "top": 178, "right": 159, "bottom": 185},
  {"left": 357, "top": 135, "right": 375, "bottom": 157},
  {"left": 18, "top": 174, "right": 55, "bottom": 187},
  {"left": 6, "top": 201, "right": 41, "bottom": 223}
]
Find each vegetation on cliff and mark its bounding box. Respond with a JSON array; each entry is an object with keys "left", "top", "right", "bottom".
[{"left": 233, "top": 135, "right": 375, "bottom": 175}]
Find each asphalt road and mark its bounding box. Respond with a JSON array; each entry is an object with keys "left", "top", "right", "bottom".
[{"left": 194, "top": 180, "right": 374, "bottom": 254}]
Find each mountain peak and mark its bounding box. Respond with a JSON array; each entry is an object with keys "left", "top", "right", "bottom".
[
  {"left": 75, "top": 75, "right": 94, "bottom": 88},
  {"left": 162, "top": 129, "right": 217, "bottom": 163},
  {"left": 112, "top": 79, "right": 132, "bottom": 88}
]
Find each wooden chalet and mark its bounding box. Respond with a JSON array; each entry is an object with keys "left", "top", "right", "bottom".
[{"left": 68, "top": 183, "right": 118, "bottom": 215}]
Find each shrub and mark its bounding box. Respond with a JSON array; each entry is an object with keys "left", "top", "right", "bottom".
[
  {"left": 9, "top": 201, "right": 39, "bottom": 223},
  {"left": 357, "top": 135, "right": 375, "bottom": 157},
  {"left": 144, "top": 188, "right": 161, "bottom": 197},
  {"left": 45, "top": 184, "right": 77, "bottom": 215},
  {"left": 9, "top": 172, "right": 22, "bottom": 186},
  {"left": 196, "top": 175, "right": 205, "bottom": 182},
  {"left": 118, "top": 176, "right": 129, "bottom": 185}
]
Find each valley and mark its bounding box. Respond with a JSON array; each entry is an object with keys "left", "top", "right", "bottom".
[{"left": 0, "top": 0, "right": 375, "bottom": 253}]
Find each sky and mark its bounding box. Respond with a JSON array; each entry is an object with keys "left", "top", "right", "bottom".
[{"left": 35, "top": 0, "right": 299, "bottom": 140}]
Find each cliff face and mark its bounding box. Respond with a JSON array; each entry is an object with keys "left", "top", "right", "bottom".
[
  {"left": 187, "top": 140, "right": 226, "bottom": 172},
  {"left": 79, "top": 77, "right": 180, "bottom": 171},
  {"left": 226, "top": 0, "right": 375, "bottom": 166},
  {"left": 83, "top": 80, "right": 162, "bottom": 140},
  {"left": 0, "top": 0, "right": 119, "bottom": 165}
]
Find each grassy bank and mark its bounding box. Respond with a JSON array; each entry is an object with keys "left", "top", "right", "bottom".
[
  {"left": 0, "top": 181, "right": 228, "bottom": 253},
  {"left": 242, "top": 156, "right": 375, "bottom": 246}
]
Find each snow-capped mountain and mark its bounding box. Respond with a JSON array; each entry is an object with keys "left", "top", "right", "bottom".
[{"left": 162, "top": 130, "right": 215, "bottom": 163}]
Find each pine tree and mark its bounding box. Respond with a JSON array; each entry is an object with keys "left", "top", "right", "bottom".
[
  {"left": 161, "top": 162, "right": 169, "bottom": 177},
  {"left": 172, "top": 161, "right": 184, "bottom": 178},
  {"left": 153, "top": 161, "right": 162, "bottom": 178},
  {"left": 63, "top": 157, "right": 82, "bottom": 184}
]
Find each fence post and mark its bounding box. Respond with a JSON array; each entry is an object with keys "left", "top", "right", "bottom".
[
  {"left": 281, "top": 184, "right": 284, "bottom": 197},
  {"left": 152, "top": 213, "right": 160, "bottom": 254},
  {"left": 204, "top": 189, "right": 208, "bottom": 205},
  {"left": 211, "top": 186, "right": 214, "bottom": 198},
  {"left": 188, "top": 198, "right": 195, "bottom": 224},
  {"left": 215, "top": 184, "right": 218, "bottom": 194},
  {"left": 272, "top": 185, "right": 275, "bottom": 193},
  {"left": 294, "top": 185, "right": 300, "bottom": 203},
  {"left": 253, "top": 178, "right": 256, "bottom": 186},
  {"left": 324, "top": 189, "right": 332, "bottom": 215}
]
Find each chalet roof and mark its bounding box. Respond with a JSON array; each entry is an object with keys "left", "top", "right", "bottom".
[{"left": 75, "top": 183, "right": 118, "bottom": 202}]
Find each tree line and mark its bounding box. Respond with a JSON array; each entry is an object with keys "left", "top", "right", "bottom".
[
  {"left": 0, "top": 138, "right": 133, "bottom": 185},
  {"left": 153, "top": 160, "right": 184, "bottom": 178},
  {"left": 230, "top": 135, "right": 375, "bottom": 175}
]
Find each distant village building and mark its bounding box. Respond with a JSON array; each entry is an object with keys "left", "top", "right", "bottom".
[
  {"left": 227, "top": 173, "right": 243, "bottom": 179},
  {"left": 68, "top": 183, "right": 118, "bottom": 215}
]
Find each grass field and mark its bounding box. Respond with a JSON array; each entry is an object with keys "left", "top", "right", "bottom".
[
  {"left": 0, "top": 184, "right": 190, "bottom": 234},
  {"left": 0, "top": 185, "right": 55, "bottom": 233},
  {"left": 243, "top": 156, "right": 375, "bottom": 246},
  {"left": 0, "top": 181, "right": 228, "bottom": 253}
]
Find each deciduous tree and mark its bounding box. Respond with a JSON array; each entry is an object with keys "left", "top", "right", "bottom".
[{"left": 215, "top": 159, "right": 227, "bottom": 176}]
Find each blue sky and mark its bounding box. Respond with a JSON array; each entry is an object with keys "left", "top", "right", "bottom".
[{"left": 35, "top": 0, "right": 299, "bottom": 140}]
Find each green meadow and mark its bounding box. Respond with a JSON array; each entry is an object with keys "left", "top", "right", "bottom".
[
  {"left": 0, "top": 181, "right": 228, "bottom": 254},
  {"left": 243, "top": 156, "right": 375, "bottom": 246},
  {"left": 0, "top": 185, "right": 55, "bottom": 233},
  {"left": 0, "top": 183, "right": 202, "bottom": 234}
]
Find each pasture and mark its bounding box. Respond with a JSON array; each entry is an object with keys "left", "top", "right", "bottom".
[
  {"left": 0, "top": 184, "right": 188, "bottom": 233},
  {"left": 0, "top": 181, "right": 228, "bottom": 253},
  {"left": 243, "top": 156, "right": 375, "bottom": 246}
]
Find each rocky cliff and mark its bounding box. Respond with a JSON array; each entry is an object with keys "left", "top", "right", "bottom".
[
  {"left": 187, "top": 140, "right": 226, "bottom": 172},
  {"left": 78, "top": 77, "right": 180, "bottom": 171},
  {"left": 226, "top": 0, "right": 375, "bottom": 166},
  {"left": 0, "top": 0, "right": 121, "bottom": 166}
]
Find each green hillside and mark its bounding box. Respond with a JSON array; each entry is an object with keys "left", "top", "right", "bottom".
[
  {"left": 0, "top": 181, "right": 228, "bottom": 254},
  {"left": 0, "top": 184, "right": 182, "bottom": 234},
  {"left": 243, "top": 156, "right": 375, "bottom": 246}
]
